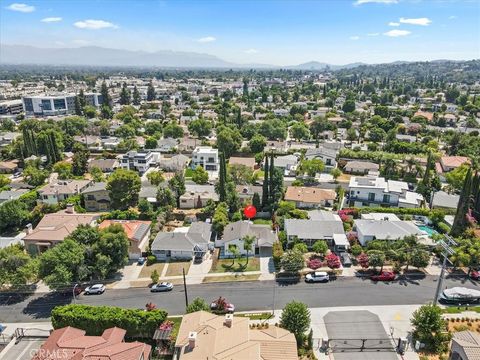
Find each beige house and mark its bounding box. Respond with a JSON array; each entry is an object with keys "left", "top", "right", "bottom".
[
  {"left": 174, "top": 311, "right": 298, "bottom": 360},
  {"left": 284, "top": 186, "right": 336, "bottom": 208},
  {"left": 81, "top": 182, "right": 110, "bottom": 211},
  {"left": 23, "top": 207, "right": 101, "bottom": 255},
  {"left": 229, "top": 156, "right": 256, "bottom": 170},
  {"left": 98, "top": 220, "right": 151, "bottom": 260},
  {"left": 38, "top": 179, "right": 92, "bottom": 205}
]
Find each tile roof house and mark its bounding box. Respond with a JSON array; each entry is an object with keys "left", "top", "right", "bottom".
[
  {"left": 450, "top": 330, "right": 480, "bottom": 360},
  {"left": 151, "top": 222, "right": 212, "bottom": 261},
  {"left": 344, "top": 161, "right": 379, "bottom": 175},
  {"left": 174, "top": 311, "right": 298, "bottom": 360},
  {"left": 99, "top": 220, "right": 151, "bottom": 260},
  {"left": 23, "top": 207, "right": 101, "bottom": 255},
  {"left": 32, "top": 326, "right": 151, "bottom": 360},
  {"left": 439, "top": 156, "right": 470, "bottom": 173},
  {"left": 216, "top": 221, "right": 277, "bottom": 257},
  {"left": 284, "top": 186, "right": 336, "bottom": 208}
]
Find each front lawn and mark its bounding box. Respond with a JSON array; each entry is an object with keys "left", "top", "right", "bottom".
[
  {"left": 203, "top": 274, "right": 260, "bottom": 283},
  {"left": 165, "top": 261, "right": 191, "bottom": 277},
  {"left": 253, "top": 219, "right": 273, "bottom": 226},
  {"left": 210, "top": 257, "right": 260, "bottom": 273},
  {"left": 139, "top": 263, "right": 165, "bottom": 279}
]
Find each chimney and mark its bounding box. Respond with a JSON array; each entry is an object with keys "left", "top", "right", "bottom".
[
  {"left": 188, "top": 332, "right": 197, "bottom": 349},
  {"left": 26, "top": 223, "right": 33, "bottom": 235},
  {"left": 65, "top": 204, "right": 75, "bottom": 214},
  {"left": 224, "top": 314, "right": 233, "bottom": 328}
]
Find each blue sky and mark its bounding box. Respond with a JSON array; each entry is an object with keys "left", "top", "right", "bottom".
[{"left": 1, "top": 0, "right": 479, "bottom": 65}]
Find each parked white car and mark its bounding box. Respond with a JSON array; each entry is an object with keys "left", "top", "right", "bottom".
[
  {"left": 84, "top": 284, "right": 106, "bottom": 295},
  {"left": 151, "top": 282, "right": 174, "bottom": 292},
  {"left": 305, "top": 271, "right": 330, "bottom": 283}
]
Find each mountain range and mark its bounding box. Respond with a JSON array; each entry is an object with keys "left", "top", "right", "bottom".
[{"left": 0, "top": 44, "right": 369, "bottom": 69}]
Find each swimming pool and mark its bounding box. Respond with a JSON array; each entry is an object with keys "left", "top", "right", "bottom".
[{"left": 417, "top": 225, "right": 438, "bottom": 236}]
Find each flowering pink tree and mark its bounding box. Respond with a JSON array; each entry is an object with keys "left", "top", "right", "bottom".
[
  {"left": 307, "top": 258, "right": 324, "bottom": 270},
  {"left": 325, "top": 253, "right": 341, "bottom": 269},
  {"left": 357, "top": 253, "right": 369, "bottom": 269}
]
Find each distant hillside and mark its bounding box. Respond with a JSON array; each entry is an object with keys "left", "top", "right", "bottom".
[{"left": 291, "top": 61, "right": 366, "bottom": 70}]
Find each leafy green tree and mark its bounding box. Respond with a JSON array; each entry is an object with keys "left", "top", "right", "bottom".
[
  {"left": 0, "top": 244, "right": 38, "bottom": 288},
  {"left": 144, "top": 121, "right": 163, "bottom": 136},
  {"left": 217, "top": 126, "right": 242, "bottom": 158},
  {"left": 83, "top": 105, "right": 96, "bottom": 119},
  {"left": 192, "top": 166, "right": 209, "bottom": 184},
  {"left": 252, "top": 192, "right": 261, "bottom": 210},
  {"left": 312, "top": 241, "right": 328, "bottom": 255},
  {"left": 228, "top": 244, "right": 239, "bottom": 265},
  {"left": 368, "top": 128, "right": 387, "bottom": 143},
  {"left": 298, "top": 159, "right": 325, "bottom": 178},
  {"left": 151, "top": 269, "right": 159, "bottom": 284},
  {"left": 212, "top": 202, "right": 229, "bottom": 236},
  {"left": 168, "top": 172, "right": 186, "bottom": 207},
  {"left": 280, "top": 301, "right": 311, "bottom": 344},
  {"left": 249, "top": 134, "right": 266, "bottom": 153},
  {"left": 342, "top": 99, "right": 356, "bottom": 113},
  {"left": 54, "top": 161, "right": 73, "bottom": 179},
  {"left": 147, "top": 170, "right": 165, "bottom": 186},
  {"left": 451, "top": 167, "right": 473, "bottom": 236},
  {"left": 23, "top": 165, "right": 48, "bottom": 187},
  {"left": 262, "top": 155, "right": 269, "bottom": 207},
  {"left": 0, "top": 175, "right": 11, "bottom": 189},
  {"left": 411, "top": 304, "right": 450, "bottom": 353},
  {"left": 188, "top": 118, "right": 212, "bottom": 138},
  {"left": 132, "top": 85, "right": 141, "bottom": 105},
  {"left": 445, "top": 163, "right": 470, "bottom": 192},
  {"left": 156, "top": 187, "right": 176, "bottom": 208},
  {"left": 293, "top": 243, "right": 308, "bottom": 254},
  {"left": 280, "top": 249, "right": 305, "bottom": 273},
  {"left": 107, "top": 169, "right": 141, "bottom": 210},
  {"left": 39, "top": 239, "right": 86, "bottom": 290},
  {"left": 217, "top": 152, "right": 227, "bottom": 202},
  {"left": 186, "top": 297, "right": 211, "bottom": 313},
  {"left": 290, "top": 123, "right": 310, "bottom": 141},
  {"left": 410, "top": 249, "right": 430, "bottom": 269},
  {"left": 72, "top": 143, "right": 90, "bottom": 176},
  {"left": 229, "top": 164, "right": 254, "bottom": 185},
  {"left": 367, "top": 250, "right": 386, "bottom": 272},
  {"left": 100, "top": 81, "right": 111, "bottom": 108},
  {"left": 330, "top": 168, "right": 342, "bottom": 182},
  {"left": 0, "top": 200, "right": 30, "bottom": 232},
  {"left": 145, "top": 137, "right": 158, "bottom": 149},
  {"left": 163, "top": 122, "right": 184, "bottom": 139},
  {"left": 89, "top": 166, "right": 105, "bottom": 182}
]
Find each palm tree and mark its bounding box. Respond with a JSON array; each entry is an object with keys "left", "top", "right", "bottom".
[
  {"left": 242, "top": 235, "right": 256, "bottom": 265},
  {"left": 382, "top": 159, "right": 397, "bottom": 179},
  {"left": 228, "top": 244, "right": 239, "bottom": 266}
]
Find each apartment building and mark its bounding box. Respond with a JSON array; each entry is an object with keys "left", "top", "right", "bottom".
[{"left": 22, "top": 93, "right": 103, "bottom": 116}]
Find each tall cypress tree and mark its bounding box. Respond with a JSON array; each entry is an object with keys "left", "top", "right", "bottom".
[
  {"left": 451, "top": 167, "right": 473, "bottom": 236},
  {"left": 100, "top": 81, "right": 111, "bottom": 109},
  {"left": 269, "top": 153, "right": 275, "bottom": 204},
  {"left": 132, "top": 86, "right": 141, "bottom": 105},
  {"left": 218, "top": 152, "right": 227, "bottom": 202},
  {"left": 262, "top": 155, "right": 269, "bottom": 208},
  {"left": 78, "top": 89, "right": 86, "bottom": 108},
  {"left": 147, "top": 82, "right": 156, "bottom": 101},
  {"left": 74, "top": 95, "right": 83, "bottom": 116},
  {"left": 120, "top": 82, "right": 131, "bottom": 105}
]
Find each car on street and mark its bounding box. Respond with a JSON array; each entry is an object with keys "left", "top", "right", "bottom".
[
  {"left": 84, "top": 284, "right": 106, "bottom": 295},
  {"left": 151, "top": 282, "right": 173, "bottom": 292},
  {"left": 370, "top": 271, "right": 396, "bottom": 282},
  {"left": 305, "top": 271, "right": 330, "bottom": 283},
  {"left": 137, "top": 257, "right": 146, "bottom": 265},
  {"left": 470, "top": 270, "right": 480, "bottom": 280}
]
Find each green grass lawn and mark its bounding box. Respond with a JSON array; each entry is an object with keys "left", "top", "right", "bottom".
[
  {"left": 442, "top": 306, "right": 480, "bottom": 314},
  {"left": 165, "top": 261, "right": 191, "bottom": 277},
  {"left": 203, "top": 274, "right": 260, "bottom": 283},
  {"left": 210, "top": 257, "right": 260, "bottom": 273},
  {"left": 139, "top": 263, "right": 165, "bottom": 279},
  {"left": 236, "top": 312, "right": 273, "bottom": 320},
  {"left": 253, "top": 219, "right": 272, "bottom": 226}
]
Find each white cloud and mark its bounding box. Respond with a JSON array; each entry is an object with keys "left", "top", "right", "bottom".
[
  {"left": 388, "top": 22, "right": 400, "bottom": 26},
  {"left": 399, "top": 17, "right": 432, "bottom": 26},
  {"left": 41, "top": 17, "right": 62, "bottom": 23},
  {"left": 448, "top": 15, "right": 457, "bottom": 20},
  {"left": 197, "top": 36, "right": 216, "bottom": 43},
  {"left": 354, "top": 0, "right": 398, "bottom": 5},
  {"left": 367, "top": 33, "right": 380, "bottom": 36},
  {"left": 350, "top": 36, "right": 360, "bottom": 40},
  {"left": 74, "top": 19, "right": 118, "bottom": 30},
  {"left": 6, "top": 3, "right": 35, "bottom": 12},
  {"left": 244, "top": 48, "right": 258, "bottom": 54},
  {"left": 384, "top": 29, "right": 411, "bottom": 37}
]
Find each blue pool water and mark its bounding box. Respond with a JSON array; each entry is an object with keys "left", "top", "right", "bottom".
[{"left": 417, "top": 225, "right": 438, "bottom": 236}]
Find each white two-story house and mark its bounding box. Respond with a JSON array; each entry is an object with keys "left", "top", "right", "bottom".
[
  {"left": 348, "top": 176, "right": 423, "bottom": 208},
  {"left": 118, "top": 151, "right": 157, "bottom": 174},
  {"left": 191, "top": 146, "right": 219, "bottom": 172}
]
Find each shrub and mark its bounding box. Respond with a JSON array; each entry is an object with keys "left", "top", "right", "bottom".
[
  {"left": 51, "top": 304, "right": 167, "bottom": 338},
  {"left": 307, "top": 258, "right": 324, "bottom": 270},
  {"left": 147, "top": 255, "right": 157, "bottom": 265},
  {"left": 437, "top": 222, "right": 451, "bottom": 234},
  {"left": 325, "top": 253, "right": 341, "bottom": 269},
  {"left": 351, "top": 244, "right": 362, "bottom": 257},
  {"left": 272, "top": 242, "right": 284, "bottom": 271}
]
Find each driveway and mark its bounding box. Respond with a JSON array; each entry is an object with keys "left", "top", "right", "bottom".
[
  {"left": 324, "top": 310, "right": 398, "bottom": 360},
  {"left": 186, "top": 253, "right": 212, "bottom": 284},
  {"left": 259, "top": 256, "right": 275, "bottom": 281}
]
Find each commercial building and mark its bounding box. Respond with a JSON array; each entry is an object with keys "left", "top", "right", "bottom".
[
  {"left": 0, "top": 100, "right": 23, "bottom": 115},
  {"left": 22, "top": 93, "right": 103, "bottom": 116}
]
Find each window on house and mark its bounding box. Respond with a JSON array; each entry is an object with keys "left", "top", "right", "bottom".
[
  {"left": 383, "top": 194, "right": 390, "bottom": 203},
  {"left": 368, "top": 193, "right": 375, "bottom": 201}
]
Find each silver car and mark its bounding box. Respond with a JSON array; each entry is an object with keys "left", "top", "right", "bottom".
[
  {"left": 84, "top": 284, "right": 106, "bottom": 295},
  {"left": 151, "top": 282, "right": 174, "bottom": 292},
  {"left": 305, "top": 271, "right": 330, "bottom": 283}
]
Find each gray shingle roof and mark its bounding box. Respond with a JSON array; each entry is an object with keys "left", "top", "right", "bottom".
[
  {"left": 354, "top": 220, "right": 423, "bottom": 239},
  {"left": 151, "top": 222, "right": 212, "bottom": 251},
  {"left": 284, "top": 219, "right": 344, "bottom": 239},
  {"left": 432, "top": 191, "right": 460, "bottom": 209},
  {"left": 218, "top": 221, "right": 277, "bottom": 247}
]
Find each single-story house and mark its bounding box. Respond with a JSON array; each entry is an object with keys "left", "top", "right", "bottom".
[
  {"left": 174, "top": 311, "right": 298, "bottom": 360},
  {"left": 274, "top": 155, "right": 298, "bottom": 176},
  {"left": 450, "top": 330, "right": 480, "bottom": 360},
  {"left": 305, "top": 146, "right": 338, "bottom": 169},
  {"left": 215, "top": 221, "right": 277, "bottom": 257},
  {"left": 439, "top": 156, "right": 470, "bottom": 173},
  {"left": 284, "top": 186, "right": 336, "bottom": 209},
  {"left": 99, "top": 220, "right": 151, "bottom": 259},
  {"left": 151, "top": 222, "right": 212, "bottom": 261},
  {"left": 229, "top": 157, "right": 256, "bottom": 170},
  {"left": 23, "top": 207, "right": 101, "bottom": 255},
  {"left": 284, "top": 218, "right": 347, "bottom": 251},
  {"left": 157, "top": 154, "right": 189, "bottom": 172},
  {"left": 431, "top": 191, "right": 460, "bottom": 210},
  {"left": 157, "top": 138, "right": 179, "bottom": 152},
  {"left": 0, "top": 160, "right": 19, "bottom": 174},
  {"left": 180, "top": 185, "right": 218, "bottom": 209},
  {"left": 344, "top": 161, "right": 379, "bottom": 175},
  {"left": 88, "top": 159, "right": 119, "bottom": 173},
  {"left": 236, "top": 185, "right": 263, "bottom": 204},
  {"left": 0, "top": 189, "right": 28, "bottom": 204},
  {"left": 81, "top": 182, "right": 110, "bottom": 211},
  {"left": 353, "top": 219, "right": 423, "bottom": 246}
]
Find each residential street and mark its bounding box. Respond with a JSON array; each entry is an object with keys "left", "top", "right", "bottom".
[{"left": 1, "top": 275, "right": 479, "bottom": 323}]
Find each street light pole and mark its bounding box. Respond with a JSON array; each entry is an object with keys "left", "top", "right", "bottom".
[
  {"left": 433, "top": 235, "right": 457, "bottom": 305},
  {"left": 73, "top": 283, "right": 78, "bottom": 304}
]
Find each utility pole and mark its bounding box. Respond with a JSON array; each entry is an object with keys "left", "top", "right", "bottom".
[
  {"left": 183, "top": 268, "right": 189, "bottom": 310},
  {"left": 433, "top": 235, "right": 457, "bottom": 304},
  {"left": 73, "top": 283, "right": 79, "bottom": 304}
]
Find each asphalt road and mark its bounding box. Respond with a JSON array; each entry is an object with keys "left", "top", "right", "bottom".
[{"left": 1, "top": 275, "right": 479, "bottom": 323}]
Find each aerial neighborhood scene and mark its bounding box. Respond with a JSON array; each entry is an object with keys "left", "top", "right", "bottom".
[{"left": 0, "top": 0, "right": 480, "bottom": 359}]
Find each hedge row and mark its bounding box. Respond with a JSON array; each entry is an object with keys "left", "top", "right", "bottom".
[
  {"left": 356, "top": 207, "right": 455, "bottom": 216},
  {"left": 51, "top": 304, "right": 168, "bottom": 338}
]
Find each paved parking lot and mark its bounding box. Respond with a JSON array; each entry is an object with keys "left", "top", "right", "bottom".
[{"left": 324, "top": 310, "right": 398, "bottom": 360}]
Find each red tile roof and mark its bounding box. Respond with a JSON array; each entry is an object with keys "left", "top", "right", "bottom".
[{"left": 98, "top": 220, "right": 151, "bottom": 241}]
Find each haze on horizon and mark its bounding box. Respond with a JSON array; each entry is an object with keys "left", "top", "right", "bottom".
[{"left": 1, "top": 0, "right": 479, "bottom": 66}]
